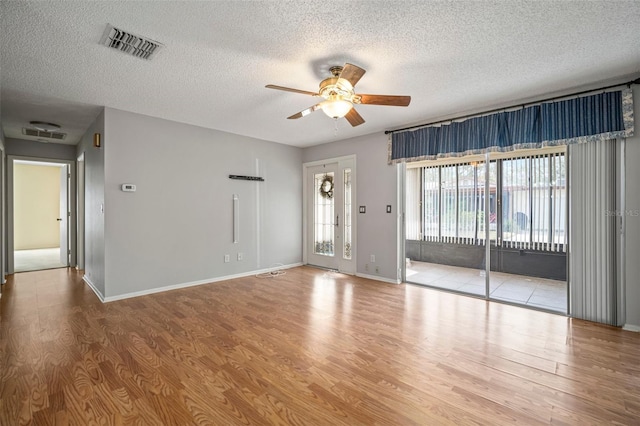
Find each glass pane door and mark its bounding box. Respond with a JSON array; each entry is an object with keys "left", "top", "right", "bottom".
[
  {"left": 306, "top": 159, "right": 356, "bottom": 273},
  {"left": 489, "top": 152, "right": 568, "bottom": 313},
  {"left": 343, "top": 168, "right": 352, "bottom": 260},
  {"left": 314, "top": 171, "right": 335, "bottom": 256},
  {"left": 404, "top": 162, "right": 487, "bottom": 296}
]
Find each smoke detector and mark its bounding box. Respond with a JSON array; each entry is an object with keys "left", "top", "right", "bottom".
[{"left": 100, "top": 24, "right": 163, "bottom": 60}]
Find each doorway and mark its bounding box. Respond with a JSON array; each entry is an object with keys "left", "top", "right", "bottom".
[
  {"left": 7, "top": 156, "right": 76, "bottom": 273},
  {"left": 303, "top": 156, "right": 356, "bottom": 274},
  {"left": 402, "top": 148, "right": 568, "bottom": 314}
]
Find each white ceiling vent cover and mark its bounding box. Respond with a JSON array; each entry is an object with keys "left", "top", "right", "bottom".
[
  {"left": 22, "top": 128, "right": 66, "bottom": 140},
  {"left": 100, "top": 24, "right": 163, "bottom": 60}
]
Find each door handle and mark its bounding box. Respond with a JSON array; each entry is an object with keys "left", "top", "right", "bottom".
[
  {"left": 57, "top": 218, "right": 62, "bottom": 221},
  {"left": 336, "top": 215, "right": 339, "bottom": 227}
]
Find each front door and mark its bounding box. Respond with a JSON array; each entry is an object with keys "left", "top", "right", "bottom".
[{"left": 306, "top": 159, "right": 355, "bottom": 273}]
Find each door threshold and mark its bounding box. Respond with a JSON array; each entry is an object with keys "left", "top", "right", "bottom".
[{"left": 306, "top": 264, "right": 341, "bottom": 274}]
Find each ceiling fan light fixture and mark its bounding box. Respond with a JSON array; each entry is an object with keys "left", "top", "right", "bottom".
[
  {"left": 321, "top": 98, "right": 353, "bottom": 119},
  {"left": 266, "top": 62, "right": 410, "bottom": 127}
]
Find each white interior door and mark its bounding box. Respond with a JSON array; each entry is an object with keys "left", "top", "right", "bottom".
[
  {"left": 59, "top": 165, "right": 69, "bottom": 266},
  {"left": 306, "top": 158, "right": 355, "bottom": 273}
]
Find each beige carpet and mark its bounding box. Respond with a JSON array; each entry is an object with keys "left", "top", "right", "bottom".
[{"left": 14, "top": 248, "right": 67, "bottom": 272}]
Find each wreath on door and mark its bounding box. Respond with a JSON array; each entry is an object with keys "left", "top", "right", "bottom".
[{"left": 319, "top": 175, "right": 334, "bottom": 199}]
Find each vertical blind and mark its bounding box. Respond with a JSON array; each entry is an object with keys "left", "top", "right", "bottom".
[
  {"left": 569, "top": 140, "right": 619, "bottom": 325},
  {"left": 406, "top": 152, "right": 566, "bottom": 252},
  {"left": 398, "top": 87, "right": 633, "bottom": 326},
  {"left": 501, "top": 152, "right": 567, "bottom": 252}
]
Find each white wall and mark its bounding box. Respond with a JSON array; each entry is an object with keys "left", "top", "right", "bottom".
[
  {"left": 303, "top": 132, "right": 399, "bottom": 282},
  {"left": 624, "top": 85, "right": 640, "bottom": 329},
  {"left": 76, "top": 110, "right": 106, "bottom": 297},
  {"left": 102, "top": 108, "right": 302, "bottom": 298},
  {"left": 13, "top": 164, "right": 61, "bottom": 249}
]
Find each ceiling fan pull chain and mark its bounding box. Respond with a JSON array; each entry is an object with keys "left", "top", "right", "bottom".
[{"left": 334, "top": 118, "right": 338, "bottom": 137}]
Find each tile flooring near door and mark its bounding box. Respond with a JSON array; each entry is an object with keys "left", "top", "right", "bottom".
[
  {"left": 406, "top": 260, "right": 567, "bottom": 313},
  {"left": 14, "top": 248, "right": 67, "bottom": 272}
]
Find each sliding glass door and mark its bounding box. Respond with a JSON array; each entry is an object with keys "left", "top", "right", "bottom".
[
  {"left": 489, "top": 153, "right": 567, "bottom": 311},
  {"left": 405, "top": 161, "right": 488, "bottom": 297},
  {"left": 404, "top": 148, "right": 568, "bottom": 313}
]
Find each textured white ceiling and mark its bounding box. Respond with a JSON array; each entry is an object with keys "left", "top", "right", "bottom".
[{"left": 1, "top": 1, "right": 639, "bottom": 147}]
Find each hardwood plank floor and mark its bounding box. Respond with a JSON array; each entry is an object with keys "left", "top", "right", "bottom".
[{"left": 1, "top": 266, "right": 639, "bottom": 425}]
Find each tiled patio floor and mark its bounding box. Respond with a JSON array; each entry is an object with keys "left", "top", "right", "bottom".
[{"left": 406, "top": 260, "right": 567, "bottom": 313}]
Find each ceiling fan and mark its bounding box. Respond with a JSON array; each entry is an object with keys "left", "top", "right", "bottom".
[{"left": 266, "top": 63, "right": 411, "bottom": 127}]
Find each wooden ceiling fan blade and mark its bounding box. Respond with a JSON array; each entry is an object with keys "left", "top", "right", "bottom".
[
  {"left": 339, "top": 63, "right": 366, "bottom": 87},
  {"left": 265, "top": 84, "right": 318, "bottom": 97},
  {"left": 287, "top": 103, "right": 322, "bottom": 119},
  {"left": 357, "top": 94, "right": 411, "bottom": 106},
  {"left": 345, "top": 108, "right": 365, "bottom": 127}
]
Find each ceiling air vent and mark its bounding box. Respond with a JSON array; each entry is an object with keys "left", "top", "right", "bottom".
[
  {"left": 100, "top": 24, "right": 163, "bottom": 60},
  {"left": 22, "top": 128, "right": 67, "bottom": 140}
]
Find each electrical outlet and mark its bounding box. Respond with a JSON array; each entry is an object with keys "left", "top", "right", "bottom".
[
  {"left": 375, "top": 266, "right": 380, "bottom": 274},
  {"left": 370, "top": 255, "right": 375, "bottom": 263},
  {"left": 224, "top": 254, "right": 230, "bottom": 263},
  {"left": 237, "top": 252, "right": 243, "bottom": 261},
  {"left": 365, "top": 263, "right": 369, "bottom": 271}
]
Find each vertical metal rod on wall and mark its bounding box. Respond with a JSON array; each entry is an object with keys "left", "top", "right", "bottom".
[{"left": 233, "top": 194, "right": 239, "bottom": 243}]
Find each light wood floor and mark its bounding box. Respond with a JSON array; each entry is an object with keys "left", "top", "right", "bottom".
[{"left": 1, "top": 267, "right": 639, "bottom": 425}]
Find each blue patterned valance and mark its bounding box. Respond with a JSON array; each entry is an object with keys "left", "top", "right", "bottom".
[{"left": 389, "top": 88, "right": 634, "bottom": 164}]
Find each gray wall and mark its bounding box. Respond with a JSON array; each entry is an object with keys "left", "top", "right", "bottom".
[
  {"left": 76, "top": 110, "right": 106, "bottom": 297},
  {"left": 303, "top": 132, "right": 399, "bottom": 282},
  {"left": 102, "top": 108, "right": 302, "bottom": 298},
  {"left": 624, "top": 85, "right": 640, "bottom": 329},
  {"left": 5, "top": 138, "right": 77, "bottom": 160},
  {"left": 0, "top": 134, "right": 4, "bottom": 286}
]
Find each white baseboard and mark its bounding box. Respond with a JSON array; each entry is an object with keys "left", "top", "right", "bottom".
[
  {"left": 623, "top": 324, "right": 640, "bottom": 332},
  {"left": 356, "top": 272, "right": 401, "bottom": 285},
  {"left": 100, "top": 263, "right": 303, "bottom": 303},
  {"left": 83, "top": 275, "right": 105, "bottom": 302}
]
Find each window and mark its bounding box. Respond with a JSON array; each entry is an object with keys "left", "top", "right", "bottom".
[
  {"left": 406, "top": 151, "right": 566, "bottom": 252},
  {"left": 343, "top": 168, "right": 352, "bottom": 259},
  {"left": 502, "top": 153, "right": 566, "bottom": 251},
  {"left": 314, "top": 172, "right": 334, "bottom": 255}
]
